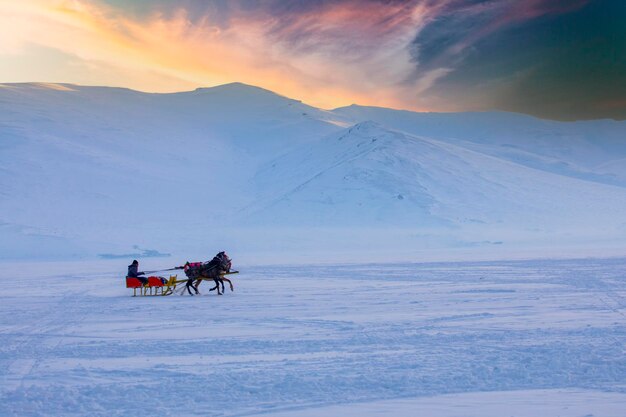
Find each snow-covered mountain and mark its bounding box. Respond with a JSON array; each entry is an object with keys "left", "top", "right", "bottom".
[
  {"left": 249, "top": 121, "right": 626, "bottom": 228},
  {"left": 334, "top": 105, "right": 626, "bottom": 187},
  {"left": 1, "top": 82, "right": 625, "bottom": 262}
]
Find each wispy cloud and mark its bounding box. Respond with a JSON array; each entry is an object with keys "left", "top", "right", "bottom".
[
  {"left": 1, "top": 0, "right": 619, "bottom": 119},
  {"left": 409, "top": 0, "right": 592, "bottom": 74}
]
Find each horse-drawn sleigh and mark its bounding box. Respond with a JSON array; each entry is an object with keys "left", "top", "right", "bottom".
[{"left": 125, "top": 252, "right": 238, "bottom": 297}]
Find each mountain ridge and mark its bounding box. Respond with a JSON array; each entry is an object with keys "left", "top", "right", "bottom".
[{"left": 1, "top": 82, "right": 626, "bottom": 261}]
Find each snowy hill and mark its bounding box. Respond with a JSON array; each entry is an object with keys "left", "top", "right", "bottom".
[
  {"left": 1, "top": 82, "right": 625, "bottom": 261},
  {"left": 249, "top": 121, "right": 626, "bottom": 228},
  {"left": 244, "top": 121, "right": 626, "bottom": 260},
  {"left": 334, "top": 105, "right": 626, "bottom": 187},
  {"left": 0, "top": 82, "right": 345, "bottom": 260}
]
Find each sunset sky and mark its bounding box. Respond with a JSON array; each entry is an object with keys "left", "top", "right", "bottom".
[{"left": 0, "top": 0, "right": 623, "bottom": 120}]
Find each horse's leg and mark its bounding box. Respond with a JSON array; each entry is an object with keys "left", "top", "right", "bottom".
[
  {"left": 193, "top": 279, "right": 201, "bottom": 294},
  {"left": 214, "top": 278, "right": 222, "bottom": 295},
  {"left": 222, "top": 277, "right": 234, "bottom": 292},
  {"left": 185, "top": 278, "right": 194, "bottom": 296}
]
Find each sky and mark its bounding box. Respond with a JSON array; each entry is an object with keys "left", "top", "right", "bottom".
[{"left": 0, "top": 0, "right": 623, "bottom": 120}]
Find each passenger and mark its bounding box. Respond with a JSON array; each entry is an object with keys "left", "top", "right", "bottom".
[{"left": 127, "top": 260, "right": 147, "bottom": 285}]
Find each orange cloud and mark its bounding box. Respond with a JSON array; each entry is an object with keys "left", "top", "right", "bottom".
[{"left": 0, "top": 0, "right": 435, "bottom": 110}]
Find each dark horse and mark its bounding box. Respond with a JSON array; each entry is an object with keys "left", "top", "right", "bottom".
[{"left": 184, "top": 252, "right": 233, "bottom": 296}]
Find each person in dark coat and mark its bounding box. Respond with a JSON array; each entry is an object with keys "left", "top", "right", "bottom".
[{"left": 127, "top": 260, "right": 147, "bottom": 285}]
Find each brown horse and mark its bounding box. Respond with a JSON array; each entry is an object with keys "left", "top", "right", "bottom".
[{"left": 185, "top": 252, "right": 233, "bottom": 296}]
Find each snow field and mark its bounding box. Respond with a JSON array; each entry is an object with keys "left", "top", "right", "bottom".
[{"left": 1, "top": 257, "right": 625, "bottom": 416}]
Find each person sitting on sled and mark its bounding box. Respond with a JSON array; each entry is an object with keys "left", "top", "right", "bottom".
[{"left": 127, "top": 260, "right": 147, "bottom": 285}]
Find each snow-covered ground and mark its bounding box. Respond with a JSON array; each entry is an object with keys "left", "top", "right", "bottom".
[
  {"left": 2, "top": 81, "right": 625, "bottom": 415},
  {"left": 1, "top": 257, "right": 625, "bottom": 416}
]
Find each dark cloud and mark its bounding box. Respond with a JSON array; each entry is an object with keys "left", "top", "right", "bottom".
[{"left": 411, "top": 0, "right": 625, "bottom": 120}]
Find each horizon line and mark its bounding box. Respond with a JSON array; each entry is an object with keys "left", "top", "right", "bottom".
[{"left": 1, "top": 80, "right": 623, "bottom": 123}]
